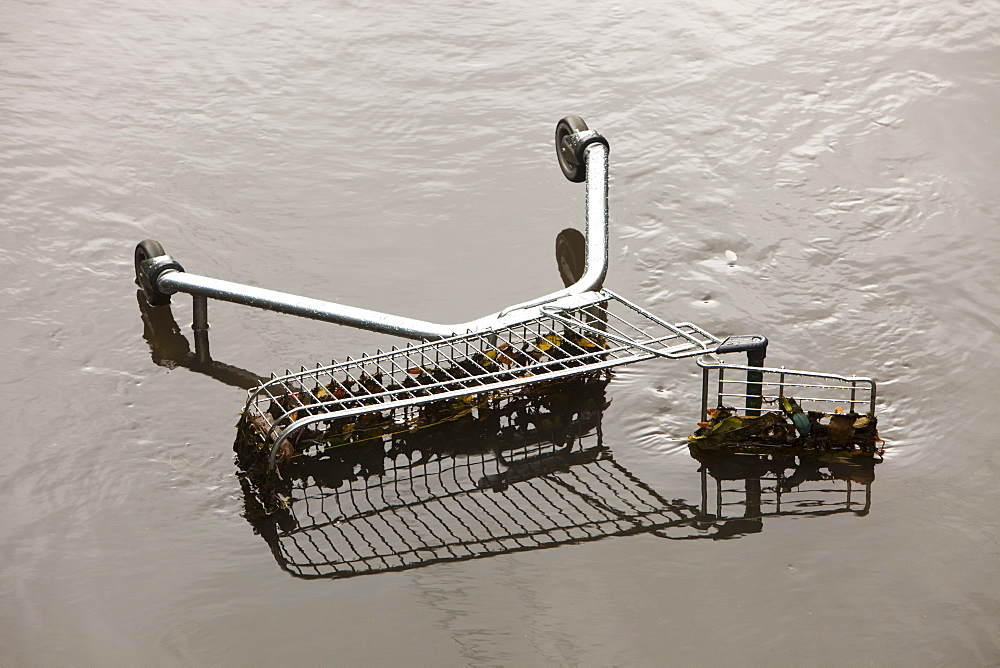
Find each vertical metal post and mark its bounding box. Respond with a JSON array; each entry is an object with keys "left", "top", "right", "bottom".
[
  {"left": 192, "top": 294, "right": 210, "bottom": 364},
  {"left": 716, "top": 479, "right": 723, "bottom": 519},
  {"left": 745, "top": 345, "right": 766, "bottom": 416},
  {"left": 700, "top": 467, "right": 708, "bottom": 517},
  {"left": 775, "top": 469, "right": 782, "bottom": 513},
  {"left": 744, "top": 478, "right": 762, "bottom": 518},
  {"left": 717, "top": 367, "right": 725, "bottom": 407},
  {"left": 701, "top": 367, "right": 710, "bottom": 422}
]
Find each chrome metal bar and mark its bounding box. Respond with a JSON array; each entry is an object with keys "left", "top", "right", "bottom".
[
  {"left": 701, "top": 367, "right": 710, "bottom": 422},
  {"left": 698, "top": 357, "right": 877, "bottom": 415},
  {"left": 543, "top": 308, "right": 712, "bottom": 359},
  {"left": 158, "top": 271, "right": 460, "bottom": 339},
  {"left": 191, "top": 294, "right": 211, "bottom": 363},
  {"left": 155, "top": 135, "right": 610, "bottom": 342},
  {"left": 719, "top": 392, "right": 871, "bottom": 406},
  {"left": 718, "top": 367, "right": 725, "bottom": 408},
  {"left": 267, "top": 359, "right": 619, "bottom": 468},
  {"left": 698, "top": 358, "right": 877, "bottom": 387},
  {"left": 600, "top": 290, "right": 723, "bottom": 351}
]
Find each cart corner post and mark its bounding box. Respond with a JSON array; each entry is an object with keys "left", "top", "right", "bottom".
[{"left": 715, "top": 335, "right": 769, "bottom": 415}]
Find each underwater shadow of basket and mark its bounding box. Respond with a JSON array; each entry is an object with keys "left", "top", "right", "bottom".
[
  {"left": 235, "top": 373, "right": 700, "bottom": 578},
  {"left": 234, "top": 373, "right": 880, "bottom": 579}
]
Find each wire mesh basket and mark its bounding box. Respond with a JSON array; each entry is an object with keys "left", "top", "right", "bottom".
[
  {"left": 236, "top": 373, "right": 879, "bottom": 578},
  {"left": 237, "top": 373, "right": 700, "bottom": 577},
  {"left": 698, "top": 360, "right": 876, "bottom": 418},
  {"left": 691, "top": 358, "right": 880, "bottom": 454},
  {"left": 243, "top": 290, "right": 750, "bottom": 469}
]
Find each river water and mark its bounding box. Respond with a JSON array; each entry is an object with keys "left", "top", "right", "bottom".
[{"left": 2, "top": 0, "right": 998, "bottom": 664}]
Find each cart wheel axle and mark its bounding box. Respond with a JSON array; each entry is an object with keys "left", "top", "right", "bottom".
[
  {"left": 554, "top": 116, "right": 609, "bottom": 183},
  {"left": 135, "top": 239, "right": 184, "bottom": 306}
]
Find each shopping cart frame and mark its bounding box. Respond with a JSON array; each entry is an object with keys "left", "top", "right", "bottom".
[
  {"left": 134, "top": 117, "right": 765, "bottom": 356},
  {"left": 134, "top": 116, "right": 876, "bottom": 471}
]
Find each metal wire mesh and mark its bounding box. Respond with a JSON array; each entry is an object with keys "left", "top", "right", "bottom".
[
  {"left": 699, "top": 361, "right": 877, "bottom": 419},
  {"left": 709, "top": 474, "right": 873, "bottom": 520},
  {"left": 228, "top": 284, "right": 884, "bottom": 576},
  {"left": 251, "top": 447, "right": 706, "bottom": 579},
  {"left": 234, "top": 374, "right": 880, "bottom": 577},
  {"left": 690, "top": 449, "right": 876, "bottom": 533},
  {"left": 243, "top": 290, "right": 727, "bottom": 462},
  {"left": 236, "top": 375, "right": 704, "bottom": 578}
]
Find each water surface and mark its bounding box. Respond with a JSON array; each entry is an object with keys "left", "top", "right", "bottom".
[{"left": 2, "top": 0, "right": 998, "bottom": 664}]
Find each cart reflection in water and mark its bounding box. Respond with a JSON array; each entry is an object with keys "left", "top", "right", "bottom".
[
  {"left": 234, "top": 374, "right": 880, "bottom": 579},
  {"left": 687, "top": 446, "right": 876, "bottom": 540}
]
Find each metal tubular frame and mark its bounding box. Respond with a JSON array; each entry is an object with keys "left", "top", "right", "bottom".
[
  {"left": 137, "top": 118, "right": 879, "bottom": 469},
  {"left": 249, "top": 289, "right": 733, "bottom": 469},
  {"left": 696, "top": 357, "right": 878, "bottom": 420},
  {"left": 153, "top": 143, "right": 610, "bottom": 341}
]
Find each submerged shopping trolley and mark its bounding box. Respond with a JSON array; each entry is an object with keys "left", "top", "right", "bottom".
[{"left": 134, "top": 116, "right": 878, "bottom": 470}]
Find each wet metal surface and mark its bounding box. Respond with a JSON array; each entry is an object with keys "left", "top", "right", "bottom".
[{"left": 2, "top": 0, "right": 999, "bottom": 664}]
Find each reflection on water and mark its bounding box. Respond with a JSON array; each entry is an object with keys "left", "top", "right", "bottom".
[
  {"left": 689, "top": 445, "right": 876, "bottom": 541},
  {"left": 234, "top": 374, "right": 878, "bottom": 579},
  {"left": 136, "top": 230, "right": 880, "bottom": 579},
  {"left": 3, "top": 0, "right": 998, "bottom": 661},
  {"left": 137, "top": 290, "right": 265, "bottom": 390}
]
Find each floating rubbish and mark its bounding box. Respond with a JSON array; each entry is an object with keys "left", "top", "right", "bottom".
[
  {"left": 236, "top": 372, "right": 612, "bottom": 512},
  {"left": 689, "top": 404, "right": 881, "bottom": 454},
  {"left": 781, "top": 395, "right": 812, "bottom": 437}
]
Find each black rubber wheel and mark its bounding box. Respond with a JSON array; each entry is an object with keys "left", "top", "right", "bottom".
[
  {"left": 555, "top": 115, "right": 589, "bottom": 183},
  {"left": 135, "top": 239, "right": 171, "bottom": 306},
  {"left": 555, "top": 228, "right": 586, "bottom": 287}
]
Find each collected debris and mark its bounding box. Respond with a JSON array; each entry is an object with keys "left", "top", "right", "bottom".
[
  {"left": 235, "top": 372, "right": 611, "bottom": 518},
  {"left": 688, "top": 403, "right": 881, "bottom": 454}
]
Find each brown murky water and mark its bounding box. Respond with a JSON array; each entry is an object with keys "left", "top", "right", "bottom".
[{"left": 2, "top": 0, "right": 999, "bottom": 664}]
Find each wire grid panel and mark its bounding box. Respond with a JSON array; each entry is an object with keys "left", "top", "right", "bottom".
[
  {"left": 242, "top": 428, "right": 701, "bottom": 579},
  {"left": 244, "top": 290, "right": 725, "bottom": 451},
  {"left": 700, "top": 362, "right": 877, "bottom": 417},
  {"left": 684, "top": 474, "right": 872, "bottom": 541},
  {"left": 710, "top": 474, "right": 873, "bottom": 520}
]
